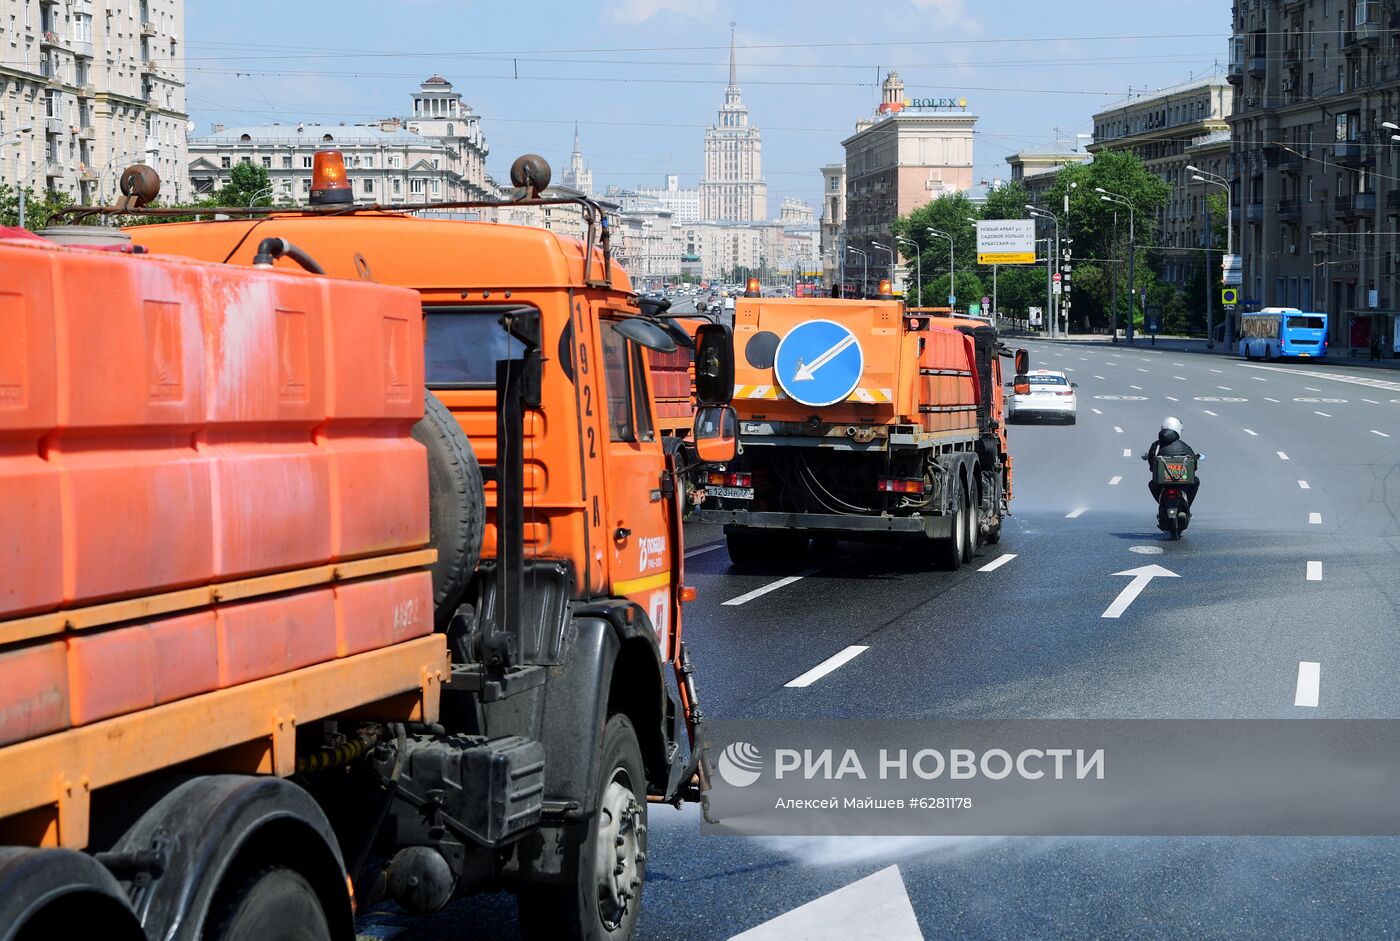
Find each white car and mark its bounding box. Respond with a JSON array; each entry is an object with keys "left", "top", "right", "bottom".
[{"left": 1008, "top": 369, "right": 1078, "bottom": 424}]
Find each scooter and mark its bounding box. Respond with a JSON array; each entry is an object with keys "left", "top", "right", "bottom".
[{"left": 1144, "top": 453, "right": 1201, "bottom": 541}]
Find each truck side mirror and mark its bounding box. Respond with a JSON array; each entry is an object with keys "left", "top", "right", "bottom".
[
  {"left": 1013, "top": 377, "right": 1030, "bottom": 395},
  {"left": 693, "top": 323, "right": 734, "bottom": 406},
  {"left": 693, "top": 405, "right": 738, "bottom": 463},
  {"left": 1014, "top": 349, "right": 1029, "bottom": 375}
]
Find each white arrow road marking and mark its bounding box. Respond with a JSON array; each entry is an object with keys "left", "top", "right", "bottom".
[
  {"left": 724, "top": 568, "right": 822, "bottom": 605},
  {"left": 979, "top": 553, "right": 1017, "bottom": 572},
  {"left": 729, "top": 865, "right": 923, "bottom": 941},
  {"left": 785, "top": 645, "right": 870, "bottom": 689},
  {"left": 1101, "top": 564, "right": 1180, "bottom": 619},
  {"left": 1309, "top": 512, "right": 1323, "bottom": 524},
  {"left": 793, "top": 334, "right": 857, "bottom": 381},
  {"left": 1294, "top": 661, "right": 1320, "bottom": 708}
]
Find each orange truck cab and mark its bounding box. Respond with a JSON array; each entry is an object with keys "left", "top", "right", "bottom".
[
  {"left": 699, "top": 283, "right": 1020, "bottom": 570},
  {"left": 0, "top": 154, "right": 737, "bottom": 941}
]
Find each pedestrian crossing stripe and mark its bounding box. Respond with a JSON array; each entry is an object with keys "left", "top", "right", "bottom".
[{"left": 733, "top": 384, "right": 893, "bottom": 403}]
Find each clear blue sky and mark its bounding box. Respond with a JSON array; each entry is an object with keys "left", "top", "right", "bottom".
[{"left": 185, "top": 0, "right": 1233, "bottom": 212}]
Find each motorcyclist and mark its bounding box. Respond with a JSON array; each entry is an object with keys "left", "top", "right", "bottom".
[{"left": 1143, "top": 416, "right": 1200, "bottom": 506}]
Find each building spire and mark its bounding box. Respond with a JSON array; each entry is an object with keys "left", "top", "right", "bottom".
[
  {"left": 572, "top": 120, "right": 581, "bottom": 156},
  {"left": 728, "top": 21, "right": 738, "bottom": 89}
]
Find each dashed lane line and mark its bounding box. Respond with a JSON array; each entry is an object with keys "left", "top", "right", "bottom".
[
  {"left": 1130, "top": 385, "right": 1144, "bottom": 390},
  {"left": 1113, "top": 426, "right": 1124, "bottom": 434},
  {"left": 1174, "top": 376, "right": 1188, "bottom": 381},
  {"left": 1309, "top": 512, "right": 1322, "bottom": 525},
  {"left": 1307, "top": 560, "right": 1323, "bottom": 581},
  {"left": 1137, "top": 368, "right": 1149, "bottom": 373},
  {"left": 978, "top": 554, "right": 1017, "bottom": 572},
  {"left": 1253, "top": 376, "right": 1268, "bottom": 381},
  {"left": 685, "top": 543, "right": 724, "bottom": 559},
  {"left": 1066, "top": 507, "right": 1088, "bottom": 519},
  {"left": 1165, "top": 395, "right": 1180, "bottom": 402},
  {"left": 1203, "top": 409, "right": 1218, "bottom": 416},
  {"left": 1244, "top": 429, "right": 1259, "bottom": 436},
  {"left": 1372, "top": 429, "right": 1392, "bottom": 437},
  {"left": 1277, "top": 451, "right": 1290, "bottom": 461},
  {"left": 1295, "top": 661, "right": 1320, "bottom": 708},
  {"left": 1109, "top": 476, "right": 1122, "bottom": 486},
  {"left": 724, "top": 568, "right": 821, "bottom": 606},
  {"left": 785, "top": 645, "right": 869, "bottom": 688},
  {"left": 1298, "top": 480, "right": 1311, "bottom": 490},
  {"left": 1364, "top": 398, "right": 1380, "bottom": 404},
  {"left": 1305, "top": 387, "right": 1322, "bottom": 392},
  {"left": 1314, "top": 411, "right": 1332, "bottom": 418},
  {"left": 1210, "top": 368, "right": 1223, "bottom": 373},
  {"left": 1265, "top": 397, "right": 1280, "bottom": 403},
  {"left": 1092, "top": 408, "right": 1103, "bottom": 415},
  {"left": 1094, "top": 375, "right": 1106, "bottom": 380},
  {"left": 1123, "top": 448, "right": 1132, "bottom": 457}
]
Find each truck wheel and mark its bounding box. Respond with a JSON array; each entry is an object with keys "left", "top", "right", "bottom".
[
  {"left": 961, "top": 480, "right": 978, "bottom": 560},
  {"left": 724, "top": 528, "right": 809, "bottom": 571},
  {"left": 934, "top": 480, "right": 968, "bottom": 571},
  {"left": 206, "top": 866, "right": 332, "bottom": 941},
  {"left": 517, "top": 714, "right": 648, "bottom": 941},
  {"left": 413, "top": 391, "right": 485, "bottom": 626}
]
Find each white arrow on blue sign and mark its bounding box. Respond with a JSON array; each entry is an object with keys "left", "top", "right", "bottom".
[{"left": 773, "top": 319, "right": 865, "bottom": 407}]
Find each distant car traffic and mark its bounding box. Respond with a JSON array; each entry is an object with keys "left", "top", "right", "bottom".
[{"left": 1008, "top": 369, "right": 1078, "bottom": 424}]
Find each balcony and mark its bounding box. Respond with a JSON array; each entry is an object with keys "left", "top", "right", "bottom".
[
  {"left": 44, "top": 116, "right": 63, "bottom": 135},
  {"left": 39, "top": 30, "right": 63, "bottom": 48},
  {"left": 1278, "top": 199, "right": 1301, "bottom": 221},
  {"left": 1335, "top": 141, "right": 1362, "bottom": 166},
  {"left": 70, "top": 37, "right": 92, "bottom": 58},
  {"left": 1358, "top": 21, "right": 1381, "bottom": 44},
  {"left": 1278, "top": 151, "right": 1303, "bottom": 173},
  {"left": 44, "top": 159, "right": 64, "bottom": 178},
  {"left": 1355, "top": 192, "right": 1377, "bottom": 213},
  {"left": 1342, "top": 30, "right": 1359, "bottom": 50},
  {"left": 1335, "top": 194, "right": 1354, "bottom": 217},
  {"left": 77, "top": 123, "right": 94, "bottom": 141},
  {"left": 1284, "top": 45, "right": 1302, "bottom": 66},
  {"left": 1247, "top": 54, "right": 1268, "bottom": 77},
  {"left": 1245, "top": 203, "right": 1265, "bottom": 222},
  {"left": 140, "top": 20, "right": 156, "bottom": 36}
]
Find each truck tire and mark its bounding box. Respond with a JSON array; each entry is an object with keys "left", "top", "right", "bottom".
[
  {"left": 724, "top": 528, "right": 809, "bottom": 571},
  {"left": 961, "top": 478, "right": 978, "bottom": 560},
  {"left": 517, "top": 714, "right": 647, "bottom": 941},
  {"left": 412, "top": 391, "right": 485, "bottom": 626},
  {"left": 934, "top": 480, "right": 968, "bottom": 571},
  {"left": 206, "top": 866, "right": 332, "bottom": 941}
]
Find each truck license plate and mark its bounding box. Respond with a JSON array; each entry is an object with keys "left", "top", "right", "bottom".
[{"left": 706, "top": 486, "right": 754, "bottom": 500}]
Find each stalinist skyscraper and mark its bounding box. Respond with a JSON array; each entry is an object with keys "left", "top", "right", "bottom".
[{"left": 700, "top": 24, "right": 767, "bottom": 222}]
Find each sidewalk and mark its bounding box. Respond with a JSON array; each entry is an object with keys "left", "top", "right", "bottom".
[{"left": 1022, "top": 333, "right": 1400, "bottom": 372}]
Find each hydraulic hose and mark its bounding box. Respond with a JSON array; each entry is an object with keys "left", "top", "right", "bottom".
[{"left": 251, "top": 236, "right": 326, "bottom": 274}]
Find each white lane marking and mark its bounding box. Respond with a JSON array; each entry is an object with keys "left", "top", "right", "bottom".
[
  {"left": 1372, "top": 429, "right": 1391, "bottom": 437},
  {"left": 1305, "top": 387, "right": 1322, "bottom": 392},
  {"left": 1165, "top": 395, "right": 1180, "bottom": 402},
  {"left": 979, "top": 553, "right": 1017, "bottom": 572},
  {"left": 1276, "top": 451, "right": 1290, "bottom": 461},
  {"left": 1108, "top": 476, "right": 1122, "bottom": 486},
  {"left": 1242, "top": 362, "right": 1400, "bottom": 394},
  {"left": 1065, "top": 367, "right": 1075, "bottom": 372},
  {"left": 1253, "top": 376, "right": 1268, "bottom": 382},
  {"left": 1174, "top": 375, "right": 1188, "bottom": 381},
  {"left": 1265, "top": 397, "right": 1280, "bottom": 403},
  {"left": 1298, "top": 480, "right": 1311, "bottom": 490},
  {"left": 785, "top": 645, "right": 869, "bottom": 688},
  {"left": 1172, "top": 362, "right": 1186, "bottom": 366},
  {"left": 728, "top": 865, "right": 922, "bottom": 941},
  {"left": 1130, "top": 384, "right": 1144, "bottom": 390},
  {"left": 1079, "top": 357, "right": 1089, "bottom": 361},
  {"left": 724, "top": 568, "right": 820, "bottom": 606},
  {"left": 1094, "top": 375, "right": 1106, "bottom": 380},
  {"left": 1113, "top": 425, "right": 1123, "bottom": 433},
  {"left": 1092, "top": 408, "right": 1103, "bottom": 415},
  {"left": 1244, "top": 428, "right": 1259, "bottom": 436},
  {"left": 1314, "top": 411, "right": 1332, "bottom": 418},
  {"left": 1218, "top": 386, "right": 1232, "bottom": 391},
  {"left": 1137, "top": 368, "right": 1149, "bottom": 373},
  {"left": 1210, "top": 368, "right": 1223, "bottom": 373},
  {"left": 1364, "top": 398, "right": 1380, "bottom": 404},
  {"left": 1054, "top": 352, "right": 1064, "bottom": 357},
  {"left": 1101, "top": 564, "right": 1179, "bottom": 619},
  {"left": 1203, "top": 409, "right": 1218, "bottom": 416},
  {"left": 1123, "top": 448, "right": 1132, "bottom": 457},
  {"left": 1140, "top": 358, "right": 1152, "bottom": 362},
  {"left": 685, "top": 543, "right": 724, "bottom": 559},
  {"left": 1294, "top": 661, "right": 1320, "bottom": 708},
  {"left": 1309, "top": 512, "right": 1322, "bottom": 525},
  {"left": 1066, "top": 507, "right": 1088, "bottom": 518},
  {"left": 1307, "top": 560, "right": 1323, "bottom": 581}
]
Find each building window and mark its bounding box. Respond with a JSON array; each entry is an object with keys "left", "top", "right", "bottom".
[
  {"left": 220, "top": 156, "right": 230, "bottom": 169},
  {"left": 410, "top": 178, "right": 425, "bottom": 194},
  {"left": 302, "top": 155, "right": 313, "bottom": 169},
  {"left": 261, "top": 156, "right": 270, "bottom": 168},
  {"left": 363, "top": 178, "right": 373, "bottom": 193}
]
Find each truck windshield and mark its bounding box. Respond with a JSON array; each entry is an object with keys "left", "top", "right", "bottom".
[{"left": 425, "top": 307, "right": 525, "bottom": 387}]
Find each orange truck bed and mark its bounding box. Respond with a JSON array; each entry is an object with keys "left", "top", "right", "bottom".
[{"left": 0, "top": 237, "right": 445, "bottom": 845}]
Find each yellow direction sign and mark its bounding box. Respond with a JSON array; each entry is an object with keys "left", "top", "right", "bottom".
[
  {"left": 978, "top": 251, "right": 1037, "bottom": 265},
  {"left": 1221, "top": 287, "right": 1239, "bottom": 306}
]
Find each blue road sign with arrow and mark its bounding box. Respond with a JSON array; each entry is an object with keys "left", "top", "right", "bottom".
[{"left": 773, "top": 319, "right": 864, "bottom": 407}]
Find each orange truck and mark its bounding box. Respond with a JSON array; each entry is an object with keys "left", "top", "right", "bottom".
[
  {"left": 698, "top": 280, "right": 1022, "bottom": 570},
  {"left": 0, "top": 153, "right": 737, "bottom": 941}
]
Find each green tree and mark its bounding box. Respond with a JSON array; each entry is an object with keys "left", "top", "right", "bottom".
[
  {"left": 0, "top": 183, "right": 76, "bottom": 230},
  {"left": 214, "top": 161, "right": 273, "bottom": 207}
]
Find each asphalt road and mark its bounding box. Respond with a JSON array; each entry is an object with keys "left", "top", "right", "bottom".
[{"left": 367, "top": 338, "right": 1400, "bottom": 940}]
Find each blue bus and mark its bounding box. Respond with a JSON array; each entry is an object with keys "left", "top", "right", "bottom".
[{"left": 1238, "top": 308, "right": 1329, "bottom": 360}]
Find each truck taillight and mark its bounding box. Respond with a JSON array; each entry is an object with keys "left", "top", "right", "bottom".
[
  {"left": 310, "top": 150, "right": 353, "bottom": 205},
  {"left": 878, "top": 477, "right": 926, "bottom": 494},
  {"left": 707, "top": 472, "right": 752, "bottom": 487}
]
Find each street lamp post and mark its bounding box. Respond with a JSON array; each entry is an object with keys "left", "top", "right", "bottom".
[
  {"left": 1026, "top": 207, "right": 1060, "bottom": 338},
  {"left": 1096, "top": 189, "right": 1136, "bottom": 343},
  {"left": 846, "top": 245, "right": 867, "bottom": 298},
  {"left": 895, "top": 235, "right": 921, "bottom": 307},
  {"left": 1187, "top": 165, "right": 1233, "bottom": 347},
  {"left": 870, "top": 241, "right": 895, "bottom": 291},
  {"left": 926, "top": 228, "right": 954, "bottom": 309}
]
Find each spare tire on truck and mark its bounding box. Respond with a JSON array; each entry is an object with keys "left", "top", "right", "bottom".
[{"left": 412, "top": 391, "right": 485, "bottom": 626}]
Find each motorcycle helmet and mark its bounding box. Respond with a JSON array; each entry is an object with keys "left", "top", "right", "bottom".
[{"left": 1161, "top": 416, "right": 1183, "bottom": 435}]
